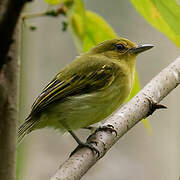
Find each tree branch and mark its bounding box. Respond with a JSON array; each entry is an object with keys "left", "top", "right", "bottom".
[
  {"left": 0, "top": 0, "right": 31, "bottom": 70},
  {"left": 0, "top": 28, "right": 19, "bottom": 180},
  {"left": 51, "top": 57, "right": 180, "bottom": 180},
  {"left": 0, "top": 0, "right": 32, "bottom": 179}
]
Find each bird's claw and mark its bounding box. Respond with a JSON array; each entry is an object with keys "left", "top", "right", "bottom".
[
  {"left": 95, "top": 124, "right": 117, "bottom": 136},
  {"left": 70, "top": 141, "right": 100, "bottom": 157}
]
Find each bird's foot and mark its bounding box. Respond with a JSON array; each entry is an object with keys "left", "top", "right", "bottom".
[
  {"left": 70, "top": 141, "right": 99, "bottom": 157},
  {"left": 82, "top": 125, "right": 97, "bottom": 133},
  {"left": 95, "top": 124, "right": 117, "bottom": 136},
  {"left": 144, "top": 95, "right": 167, "bottom": 116}
]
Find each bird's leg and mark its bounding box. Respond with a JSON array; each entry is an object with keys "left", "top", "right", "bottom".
[
  {"left": 68, "top": 130, "right": 83, "bottom": 145},
  {"left": 82, "top": 122, "right": 103, "bottom": 132},
  {"left": 61, "top": 122, "right": 99, "bottom": 156},
  {"left": 82, "top": 125, "right": 97, "bottom": 132},
  {"left": 68, "top": 130, "right": 99, "bottom": 157}
]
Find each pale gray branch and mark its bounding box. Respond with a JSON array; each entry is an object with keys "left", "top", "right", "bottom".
[{"left": 51, "top": 57, "right": 180, "bottom": 180}]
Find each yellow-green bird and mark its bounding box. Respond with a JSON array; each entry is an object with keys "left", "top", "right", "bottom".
[{"left": 18, "top": 38, "right": 153, "bottom": 149}]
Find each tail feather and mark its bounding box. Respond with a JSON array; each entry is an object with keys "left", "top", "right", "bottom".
[{"left": 18, "top": 118, "right": 37, "bottom": 144}]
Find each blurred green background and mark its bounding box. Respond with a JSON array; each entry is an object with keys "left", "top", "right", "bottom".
[{"left": 18, "top": 0, "right": 180, "bottom": 179}]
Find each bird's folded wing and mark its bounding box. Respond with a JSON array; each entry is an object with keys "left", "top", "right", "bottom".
[{"left": 31, "top": 60, "right": 118, "bottom": 114}]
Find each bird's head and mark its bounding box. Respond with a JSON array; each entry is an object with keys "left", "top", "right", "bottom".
[{"left": 88, "top": 38, "right": 154, "bottom": 61}]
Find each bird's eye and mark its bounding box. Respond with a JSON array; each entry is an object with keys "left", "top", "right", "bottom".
[{"left": 116, "top": 44, "right": 126, "bottom": 51}]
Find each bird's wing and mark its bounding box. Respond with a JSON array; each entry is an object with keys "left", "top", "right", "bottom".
[{"left": 30, "top": 58, "right": 119, "bottom": 115}]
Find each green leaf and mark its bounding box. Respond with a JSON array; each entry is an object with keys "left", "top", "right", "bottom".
[
  {"left": 83, "top": 11, "right": 117, "bottom": 52},
  {"left": 44, "top": 0, "right": 72, "bottom": 5},
  {"left": 66, "top": 0, "right": 86, "bottom": 52},
  {"left": 130, "top": 0, "right": 180, "bottom": 48},
  {"left": 44, "top": 0, "right": 62, "bottom": 5},
  {"left": 67, "top": 0, "right": 151, "bottom": 131}
]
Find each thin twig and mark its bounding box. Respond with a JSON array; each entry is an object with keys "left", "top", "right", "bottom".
[
  {"left": 21, "top": 4, "right": 67, "bottom": 21},
  {"left": 51, "top": 57, "right": 180, "bottom": 180},
  {"left": 21, "top": 11, "right": 48, "bottom": 19},
  {"left": 21, "top": 4, "right": 67, "bottom": 30}
]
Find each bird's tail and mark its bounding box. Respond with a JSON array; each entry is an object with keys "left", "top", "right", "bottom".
[{"left": 17, "top": 117, "right": 37, "bottom": 144}]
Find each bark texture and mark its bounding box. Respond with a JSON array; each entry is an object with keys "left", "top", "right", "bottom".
[
  {"left": 0, "top": 32, "right": 19, "bottom": 180},
  {"left": 0, "top": 0, "right": 31, "bottom": 69},
  {"left": 0, "top": 0, "right": 30, "bottom": 179}
]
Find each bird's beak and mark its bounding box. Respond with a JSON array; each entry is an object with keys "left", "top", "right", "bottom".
[{"left": 130, "top": 44, "right": 154, "bottom": 54}]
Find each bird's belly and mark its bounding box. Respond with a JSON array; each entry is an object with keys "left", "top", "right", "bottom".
[{"left": 39, "top": 80, "right": 131, "bottom": 131}]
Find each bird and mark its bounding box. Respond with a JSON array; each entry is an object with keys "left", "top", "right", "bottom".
[{"left": 18, "top": 38, "right": 153, "bottom": 151}]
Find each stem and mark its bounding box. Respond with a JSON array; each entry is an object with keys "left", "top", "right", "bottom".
[
  {"left": 21, "top": 11, "right": 48, "bottom": 20},
  {"left": 21, "top": 4, "right": 67, "bottom": 21}
]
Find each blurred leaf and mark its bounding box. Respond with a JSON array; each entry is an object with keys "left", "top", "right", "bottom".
[
  {"left": 67, "top": 0, "right": 151, "bottom": 131},
  {"left": 16, "top": 146, "right": 24, "bottom": 180},
  {"left": 29, "top": 25, "right": 37, "bottom": 31},
  {"left": 83, "top": 11, "right": 117, "bottom": 52},
  {"left": 44, "top": 0, "right": 73, "bottom": 5},
  {"left": 130, "top": 0, "right": 180, "bottom": 48},
  {"left": 44, "top": 0, "right": 62, "bottom": 5},
  {"left": 67, "top": 0, "right": 85, "bottom": 52},
  {"left": 62, "top": 21, "right": 68, "bottom": 31},
  {"left": 128, "top": 71, "right": 140, "bottom": 101}
]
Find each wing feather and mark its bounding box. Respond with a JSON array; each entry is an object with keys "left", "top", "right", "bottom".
[{"left": 30, "top": 59, "right": 119, "bottom": 115}]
